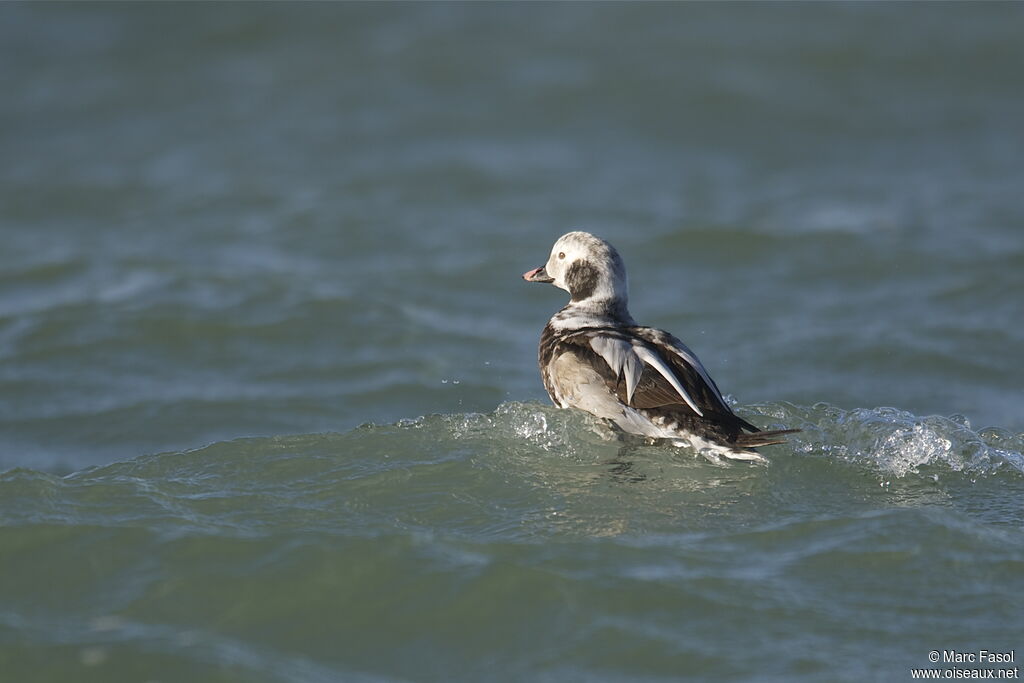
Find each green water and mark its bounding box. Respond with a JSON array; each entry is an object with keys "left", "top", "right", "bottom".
[
  {"left": 2, "top": 404, "right": 1023, "bottom": 681},
  {"left": 2, "top": 3, "right": 1023, "bottom": 681}
]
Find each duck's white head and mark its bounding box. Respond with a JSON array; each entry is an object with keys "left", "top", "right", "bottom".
[{"left": 522, "top": 231, "right": 629, "bottom": 308}]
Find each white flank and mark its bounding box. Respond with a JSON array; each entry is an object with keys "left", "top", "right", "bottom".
[{"left": 671, "top": 432, "right": 767, "bottom": 463}]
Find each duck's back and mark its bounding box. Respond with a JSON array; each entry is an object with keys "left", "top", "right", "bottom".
[{"left": 539, "top": 320, "right": 797, "bottom": 455}]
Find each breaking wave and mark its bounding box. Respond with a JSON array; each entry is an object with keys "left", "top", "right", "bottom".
[
  {"left": 391, "top": 400, "right": 1024, "bottom": 480},
  {"left": 750, "top": 402, "right": 1024, "bottom": 479}
]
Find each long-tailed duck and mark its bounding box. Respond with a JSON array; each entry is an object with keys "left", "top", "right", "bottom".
[{"left": 522, "top": 231, "right": 796, "bottom": 462}]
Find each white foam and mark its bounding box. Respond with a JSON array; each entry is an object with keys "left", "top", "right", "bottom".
[{"left": 748, "top": 402, "right": 1024, "bottom": 479}]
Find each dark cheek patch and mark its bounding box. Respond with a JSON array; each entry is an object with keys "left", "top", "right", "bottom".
[{"left": 566, "top": 260, "right": 599, "bottom": 301}]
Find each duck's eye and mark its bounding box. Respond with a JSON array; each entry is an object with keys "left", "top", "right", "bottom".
[{"left": 558, "top": 252, "right": 566, "bottom": 259}]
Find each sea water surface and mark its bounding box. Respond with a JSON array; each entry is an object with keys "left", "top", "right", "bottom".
[{"left": 2, "top": 4, "right": 1023, "bottom": 682}]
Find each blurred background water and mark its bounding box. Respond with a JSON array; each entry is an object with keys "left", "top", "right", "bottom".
[{"left": 1, "top": 3, "right": 1023, "bottom": 682}]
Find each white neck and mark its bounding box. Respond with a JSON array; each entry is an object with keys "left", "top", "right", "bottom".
[{"left": 551, "top": 297, "right": 635, "bottom": 330}]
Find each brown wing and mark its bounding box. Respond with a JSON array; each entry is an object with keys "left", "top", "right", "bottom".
[
  {"left": 560, "top": 328, "right": 730, "bottom": 418},
  {"left": 610, "top": 367, "right": 686, "bottom": 409},
  {"left": 545, "top": 327, "right": 796, "bottom": 445}
]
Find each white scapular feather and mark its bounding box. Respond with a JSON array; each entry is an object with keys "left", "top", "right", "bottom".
[
  {"left": 631, "top": 344, "right": 705, "bottom": 417},
  {"left": 589, "top": 336, "right": 643, "bottom": 404},
  {"left": 664, "top": 341, "right": 725, "bottom": 406},
  {"left": 622, "top": 350, "right": 643, "bottom": 405}
]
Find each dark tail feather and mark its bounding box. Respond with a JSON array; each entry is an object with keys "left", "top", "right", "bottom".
[{"left": 733, "top": 428, "right": 801, "bottom": 449}]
